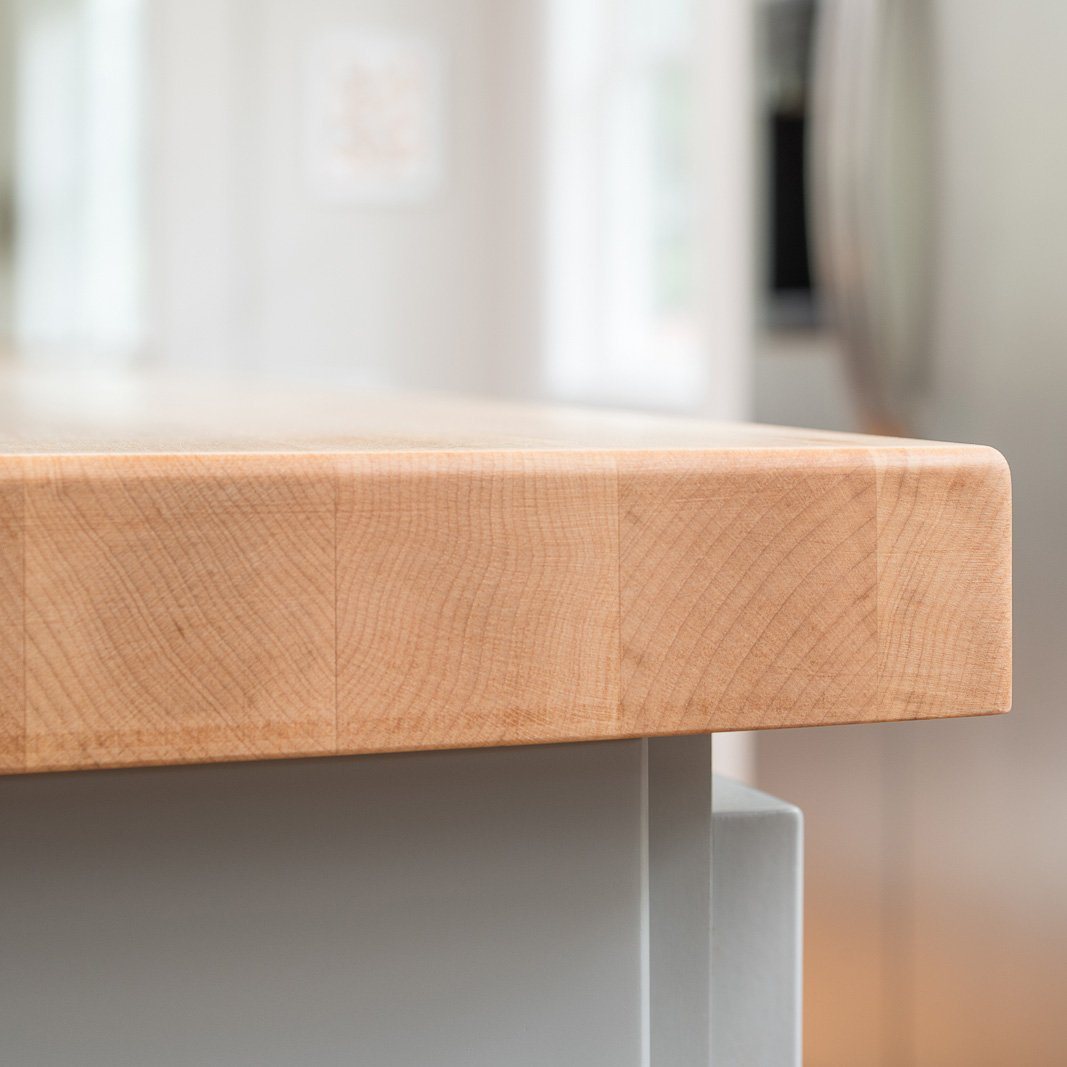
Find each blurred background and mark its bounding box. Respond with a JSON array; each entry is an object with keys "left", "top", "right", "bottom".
[{"left": 0, "top": 0, "right": 1063, "bottom": 1062}]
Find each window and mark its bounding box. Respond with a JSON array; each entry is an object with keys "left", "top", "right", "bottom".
[
  {"left": 545, "top": 0, "right": 749, "bottom": 412},
  {"left": 6, "top": 0, "right": 145, "bottom": 361}
]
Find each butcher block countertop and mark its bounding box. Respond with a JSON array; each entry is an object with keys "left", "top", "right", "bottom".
[{"left": 0, "top": 371, "right": 1011, "bottom": 775}]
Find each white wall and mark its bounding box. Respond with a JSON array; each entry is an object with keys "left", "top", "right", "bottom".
[
  {"left": 148, "top": 0, "right": 754, "bottom": 420},
  {"left": 150, "top": 0, "right": 538, "bottom": 392}
]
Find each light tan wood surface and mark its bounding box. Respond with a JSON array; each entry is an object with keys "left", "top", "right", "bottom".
[{"left": 0, "top": 370, "right": 1010, "bottom": 774}]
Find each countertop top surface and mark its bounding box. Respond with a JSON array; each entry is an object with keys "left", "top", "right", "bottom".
[{"left": 0, "top": 370, "right": 1011, "bottom": 774}]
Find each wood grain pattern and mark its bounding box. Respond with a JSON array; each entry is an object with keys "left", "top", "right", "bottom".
[
  {"left": 0, "top": 372, "right": 1011, "bottom": 774},
  {"left": 873, "top": 448, "right": 1012, "bottom": 719},
  {"left": 336, "top": 451, "right": 620, "bottom": 752},
  {"left": 619, "top": 450, "right": 880, "bottom": 733},
  {"left": 0, "top": 473, "right": 23, "bottom": 772},
  {"left": 21, "top": 455, "right": 336, "bottom": 771}
]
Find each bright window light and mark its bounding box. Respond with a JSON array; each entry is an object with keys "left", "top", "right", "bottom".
[
  {"left": 12, "top": 0, "right": 145, "bottom": 361},
  {"left": 545, "top": 0, "right": 708, "bottom": 408}
]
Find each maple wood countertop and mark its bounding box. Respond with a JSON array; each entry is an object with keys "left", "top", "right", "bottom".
[{"left": 0, "top": 371, "right": 1010, "bottom": 775}]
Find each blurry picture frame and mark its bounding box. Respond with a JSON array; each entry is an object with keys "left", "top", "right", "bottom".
[{"left": 304, "top": 29, "right": 444, "bottom": 205}]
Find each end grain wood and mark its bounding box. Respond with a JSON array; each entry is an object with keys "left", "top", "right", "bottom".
[{"left": 0, "top": 379, "right": 1011, "bottom": 774}]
